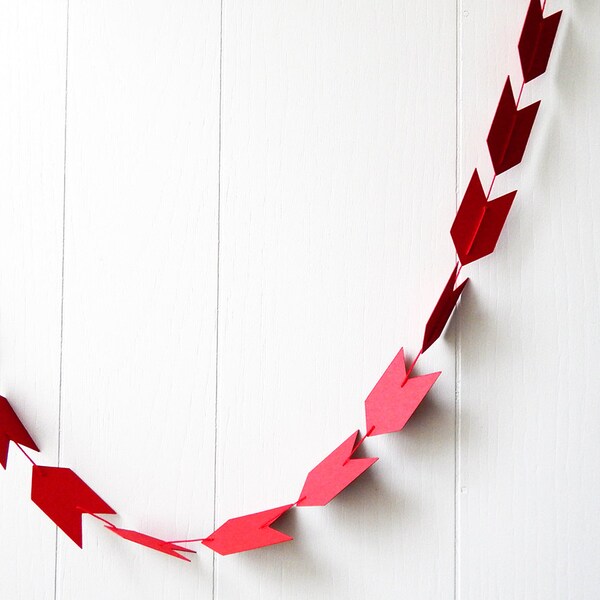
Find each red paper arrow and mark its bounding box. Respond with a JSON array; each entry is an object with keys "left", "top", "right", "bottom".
[
  {"left": 296, "top": 431, "right": 377, "bottom": 506},
  {"left": 451, "top": 169, "right": 516, "bottom": 265},
  {"left": 0, "top": 395, "right": 39, "bottom": 469},
  {"left": 487, "top": 77, "right": 540, "bottom": 175},
  {"left": 106, "top": 526, "right": 196, "bottom": 562},
  {"left": 31, "top": 466, "right": 116, "bottom": 547},
  {"left": 422, "top": 265, "right": 468, "bottom": 353},
  {"left": 202, "top": 504, "right": 293, "bottom": 556},
  {"left": 519, "top": 0, "right": 562, "bottom": 83},
  {"left": 365, "top": 348, "right": 440, "bottom": 436}
]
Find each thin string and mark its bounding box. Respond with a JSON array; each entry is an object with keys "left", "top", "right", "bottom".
[{"left": 15, "top": 443, "right": 37, "bottom": 466}]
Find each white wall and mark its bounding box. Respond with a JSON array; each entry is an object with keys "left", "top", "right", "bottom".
[{"left": 0, "top": 1, "right": 598, "bottom": 599}]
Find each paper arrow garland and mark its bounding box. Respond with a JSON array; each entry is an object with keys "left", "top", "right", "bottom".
[
  {"left": 31, "top": 466, "right": 116, "bottom": 547},
  {"left": 421, "top": 265, "right": 469, "bottom": 353},
  {"left": 106, "top": 526, "right": 196, "bottom": 562},
  {"left": 202, "top": 504, "right": 294, "bottom": 556},
  {"left": 296, "top": 431, "right": 378, "bottom": 506},
  {"left": 451, "top": 169, "right": 516, "bottom": 265},
  {"left": 487, "top": 77, "right": 540, "bottom": 175},
  {"left": 0, "top": 395, "right": 39, "bottom": 469},
  {"left": 365, "top": 348, "right": 441, "bottom": 436},
  {"left": 0, "top": 1, "right": 563, "bottom": 566},
  {"left": 519, "top": 0, "right": 562, "bottom": 83}
]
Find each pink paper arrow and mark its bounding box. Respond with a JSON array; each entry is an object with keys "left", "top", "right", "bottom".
[
  {"left": 106, "top": 526, "right": 196, "bottom": 562},
  {"left": 487, "top": 77, "right": 540, "bottom": 175},
  {"left": 451, "top": 169, "right": 516, "bottom": 265},
  {"left": 202, "top": 504, "right": 293, "bottom": 556},
  {"left": 365, "top": 348, "right": 440, "bottom": 436},
  {"left": 31, "top": 466, "right": 116, "bottom": 547},
  {"left": 422, "top": 265, "right": 469, "bottom": 353},
  {"left": 0, "top": 395, "right": 39, "bottom": 469},
  {"left": 519, "top": 0, "right": 562, "bottom": 83},
  {"left": 296, "top": 431, "right": 377, "bottom": 506}
]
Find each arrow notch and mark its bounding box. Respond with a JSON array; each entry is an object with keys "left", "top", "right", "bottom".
[
  {"left": 487, "top": 76, "right": 540, "bottom": 175},
  {"left": 202, "top": 504, "right": 294, "bottom": 556},
  {"left": 106, "top": 526, "right": 196, "bottom": 562},
  {"left": 519, "top": 0, "right": 562, "bottom": 83},
  {"left": 451, "top": 169, "right": 516, "bottom": 265},
  {"left": 296, "top": 431, "right": 377, "bottom": 506},
  {"left": 0, "top": 395, "right": 39, "bottom": 469},
  {"left": 365, "top": 348, "right": 441, "bottom": 436},
  {"left": 31, "top": 466, "right": 116, "bottom": 547}
]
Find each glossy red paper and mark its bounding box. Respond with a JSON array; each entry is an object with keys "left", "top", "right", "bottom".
[
  {"left": 451, "top": 169, "right": 516, "bottom": 265},
  {"left": 487, "top": 77, "right": 540, "bottom": 175},
  {"left": 365, "top": 348, "right": 441, "bottom": 436},
  {"left": 296, "top": 431, "right": 377, "bottom": 506},
  {"left": 422, "top": 265, "right": 468, "bottom": 353},
  {"left": 202, "top": 504, "right": 293, "bottom": 556},
  {"left": 106, "top": 526, "right": 196, "bottom": 562},
  {"left": 31, "top": 466, "right": 116, "bottom": 547},
  {"left": 0, "top": 395, "right": 39, "bottom": 469},
  {"left": 519, "top": 0, "right": 562, "bottom": 83}
]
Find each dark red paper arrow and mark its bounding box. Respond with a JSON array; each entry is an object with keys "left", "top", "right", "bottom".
[
  {"left": 487, "top": 77, "right": 540, "bottom": 175},
  {"left": 451, "top": 169, "right": 516, "bottom": 265},
  {"left": 422, "top": 265, "right": 468, "bottom": 353},
  {"left": 31, "top": 466, "right": 116, "bottom": 547},
  {"left": 106, "top": 526, "right": 196, "bottom": 562},
  {"left": 202, "top": 504, "right": 293, "bottom": 556},
  {"left": 0, "top": 395, "right": 39, "bottom": 469},
  {"left": 519, "top": 0, "right": 562, "bottom": 83},
  {"left": 296, "top": 431, "right": 377, "bottom": 506},
  {"left": 365, "top": 348, "right": 441, "bottom": 436}
]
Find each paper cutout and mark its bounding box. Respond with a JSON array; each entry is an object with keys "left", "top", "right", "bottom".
[
  {"left": 296, "top": 431, "right": 377, "bottom": 506},
  {"left": 203, "top": 504, "right": 293, "bottom": 556},
  {"left": 0, "top": 395, "right": 39, "bottom": 469},
  {"left": 451, "top": 170, "right": 516, "bottom": 265},
  {"left": 519, "top": 0, "right": 562, "bottom": 83},
  {"left": 106, "top": 526, "right": 196, "bottom": 562},
  {"left": 422, "top": 265, "right": 468, "bottom": 353},
  {"left": 365, "top": 348, "right": 441, "bottom": 436},
  {"left": 31, "top": 466, "right": 116, "bottom": 547},
  {"left": 487, "top": 77, "right": 540, "bottom": 175}
]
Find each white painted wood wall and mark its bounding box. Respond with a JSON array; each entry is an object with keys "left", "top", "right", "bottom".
[{"left": 1, "top": 1, "right": 598, "bottom": 598}]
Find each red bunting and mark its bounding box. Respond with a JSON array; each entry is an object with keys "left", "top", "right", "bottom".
[
  {"left": 0, "top": 395, "right": 39, "bottom": 469},
  {"left": 31, "top": 466, "right": 116, "bottom": 547},
  {"left": 519, "top": 0, "right": 562, "bottom": 83},
  {"left": 421, "top": 265, "right": 468, "bottom": 353},
  {"left": 365, "top": 348, "right": 440, "bottom": 436},
  {"left": 106, "top": 526, "right": 196, "bottom": 562},
  {"left": 451, "top": 170, "right": 516, "bottom": 265},
  {"left": 296, "top": 431, "right": 377, "bottom": 506},
  {"left": 202, "top": 504, "right": 293, "bottom": 556},
  {"left": 487, "top": 77, "right": 540, "bottom": 175}
]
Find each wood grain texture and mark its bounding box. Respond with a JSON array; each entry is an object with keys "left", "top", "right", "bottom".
[
  {"left": 458, "top": 1, "right": 600, "bottom": 598},
  {"left": 0, "top": 2, "right": 67, "bottom": 599},
  {"left": 1, "top": 0, "right": 598, "bottom": 599}
]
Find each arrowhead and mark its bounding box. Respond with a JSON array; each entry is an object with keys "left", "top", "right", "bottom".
[
  {"left": 422, "top": 265, "right": 468, "bottom": 353},
  {"left": 296, "top": 431, "right": 377, "bottom": 506},
  {"left": 487, "top": 77, "right": 540, "bottom": 175},
  {"left": 451, "top": 169, "right": 516, "bottom": 265},
  {"left": 31, "top": 466, "right": 116, "bottom": 547},
  {"left": 519, "top": 0, "right": 562, "bottom": 83},
  {"left": 0, "top": 395, "right": 39, "bottom": 469},
  {"left": 365, "top": 348, "right": 440, "bottom": 436},
  {"left": 106, "top": 526, "right": 196, "bottom": 562},
  {"left": 202, "top": 504, "right": 293, "bottom": 556}
]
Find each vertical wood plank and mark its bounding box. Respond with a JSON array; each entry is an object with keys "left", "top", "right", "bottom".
[
  {"left": 56, "top": 1, "right": 220, "bottom": 598},
  {"left": 458, "top": 1, "right": 600, "bottom": 598},
  {"left": 0, "top": 2, "right": 67, "bottom": 599},
  {"left": 217, "top": 1, "right": 457, "bottom": 598}
]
